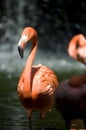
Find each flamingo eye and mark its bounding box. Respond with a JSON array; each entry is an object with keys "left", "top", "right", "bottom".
[
  {"left": 18, "top": 34, "right": 30, "bottom": 46},
  {"left": 22, "top": 35, "right": 28, "bottom": 42}
]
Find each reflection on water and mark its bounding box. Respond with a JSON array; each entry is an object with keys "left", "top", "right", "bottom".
[{"left": 71, "top": 119, "right": 85, "bottom": 129}]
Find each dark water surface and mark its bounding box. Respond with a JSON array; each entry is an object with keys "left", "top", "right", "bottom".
[{"left": 0, "top": 70, "right": 85, "bottom": 130}]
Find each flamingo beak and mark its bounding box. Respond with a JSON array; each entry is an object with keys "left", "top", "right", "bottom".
[{"left": 18, "top": 46, "right": 24, "bottom": 59}]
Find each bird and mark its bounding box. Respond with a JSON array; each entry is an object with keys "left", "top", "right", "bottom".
[
  {"left": 68, "top": 34, "right": 86, "bottom": 65},
  {"left": 17, "top": 27, "right": 58, "bottom": 130},
  {"left": 55, "top": 34, "right": 86, "bottom": 130}
]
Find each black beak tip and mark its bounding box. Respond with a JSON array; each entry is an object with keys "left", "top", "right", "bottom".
[{"left": 18, "top": 46, "right": 23, "bottom": 59}]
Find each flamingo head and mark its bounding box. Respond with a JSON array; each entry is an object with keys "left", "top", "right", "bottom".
[{"left": 18, "top": 27, "right": 37, "bottom": 58}]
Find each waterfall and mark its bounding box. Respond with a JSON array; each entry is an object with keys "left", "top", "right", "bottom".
[{"left": 0, "top": 0, "right": 85, "bottom": 75}]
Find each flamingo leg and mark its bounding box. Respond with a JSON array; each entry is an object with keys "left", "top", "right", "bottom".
[
  {"left": 28, "top": 117, "right": 32, "bottom": 130},
  {"left": 27, "top": 110, "right": 32, "bottom": 130},
  {"left": 40, "top": 111, "right": 46, "bottom": 130},
  {"left": 83, "top": 119, "right": 86, "bottom": 129},
  {"left": 65, "top": 119, "right": 71, "bottom": 130},
  {"left": 41, "top": 117, "right": 45, "bottom": 130}
]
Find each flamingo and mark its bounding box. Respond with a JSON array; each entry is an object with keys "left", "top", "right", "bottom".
[
  {"left": 68, "top": 34, "right": 86, "bottom": 64},
  {"left": 17, "top": 27, "right": 58, "bottom": 130},
  {"left": 55, "top": 34, "right": 86, "bottom": 130}
]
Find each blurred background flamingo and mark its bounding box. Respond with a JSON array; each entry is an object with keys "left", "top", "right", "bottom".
[
  {"left": 68, "top": 34, "right": 86, "bottom": 65},
  {"left": 17, "top": 27, "right": 58, "bottom": 130},
  {"left": 55, "top": 34, "right": 86, "bottom": 130}
]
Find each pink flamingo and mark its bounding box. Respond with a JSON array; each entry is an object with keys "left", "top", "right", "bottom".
[
  {"left": 17, "top": 27, "right": 58, "bottom": 130},
  {"left": 55, "top": 34, "right": 86, "bottom": 130}
]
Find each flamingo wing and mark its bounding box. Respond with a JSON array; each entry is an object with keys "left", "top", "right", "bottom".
[{"left": 32, "top": 65, "right": 58, "bottom": 97}]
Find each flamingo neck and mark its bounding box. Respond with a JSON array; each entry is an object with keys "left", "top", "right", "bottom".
[
  {"left": 68, "top": 36, "right": 80, "bottom": 60},
  {"left": 23, "top": 39, "right": 38, "bottom": 98}
]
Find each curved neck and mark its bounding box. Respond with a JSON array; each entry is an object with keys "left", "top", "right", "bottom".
[
  {"left": 23, "top": 38, "right": 38, "bottom": 98},
  {"left": 68, "top": 34, "right": 86, "bottom": 59},
  {"left": 68, "top": 35, "right": 80, "bottom": 59}
]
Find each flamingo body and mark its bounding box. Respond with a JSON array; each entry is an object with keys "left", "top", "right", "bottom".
[
  {"left": 18, "top": 64, "right": 57, "bottom": 110},
  {"left": 55, "top": 34, "right": 86, "bottom": 130},
  {"left": 17, "top": 27, "right": 58, "bottom": 130},
  {"left": 55, "top": 77, "right": 86, "bottom": 129}
]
